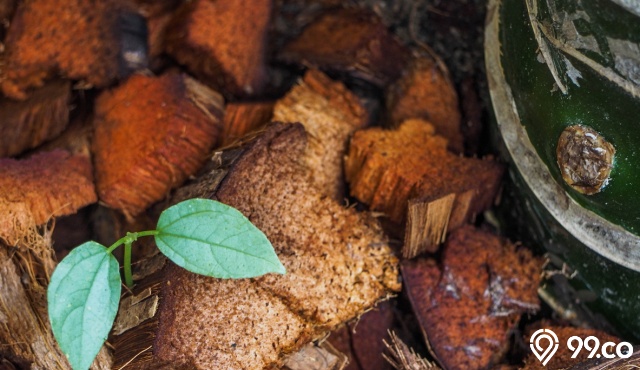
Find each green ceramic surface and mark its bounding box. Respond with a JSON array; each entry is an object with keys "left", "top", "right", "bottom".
[{"left": 485, "top": 0, "right": 640, "bottom": 339}]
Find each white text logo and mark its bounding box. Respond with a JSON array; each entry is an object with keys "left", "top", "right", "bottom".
[
  {"left": 530, "top": 329, "right": 634, "bottom": 366},
  {"left": 530, "top": 328, "right": 560, "bottom": 366}
]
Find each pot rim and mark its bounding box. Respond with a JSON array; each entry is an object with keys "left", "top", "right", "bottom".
[{"left": 484, "top": 0, "right": 640, "bottom": 272}]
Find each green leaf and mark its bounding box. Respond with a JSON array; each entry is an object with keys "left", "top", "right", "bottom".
[
  {"left": 155, "top": 198, "right": 286, "bottom": 278},
  {"left": 47, "top": 241, "right": 121, "bottom": 370}
]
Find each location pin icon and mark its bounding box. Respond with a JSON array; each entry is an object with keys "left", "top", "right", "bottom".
[{"left": 530, "top": 329, "right": 560, "bottom": 366}]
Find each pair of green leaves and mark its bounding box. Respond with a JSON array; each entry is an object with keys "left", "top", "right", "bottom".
[{"left": 47, "top": 199, "right": 285, "bottom": 370}]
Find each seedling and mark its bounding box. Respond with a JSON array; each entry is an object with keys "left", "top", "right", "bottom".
[{"left": 47, "top": 198, "right": 286, "bottom": 370}]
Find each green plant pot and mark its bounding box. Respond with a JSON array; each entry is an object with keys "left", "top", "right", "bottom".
[{"left": 485, "top": 0, "right": 640, "bottom": 339}]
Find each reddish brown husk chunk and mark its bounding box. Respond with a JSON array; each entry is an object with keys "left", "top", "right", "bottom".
[
  {"left": 0, "top": 150, "right": 96, "bottom": 244},
  {"left": 221, "top": 101, "right": 274, "bottom": 146},
  {"left": 165, "top": 0, "right": 272, "bottom": 98},
  {"left": 0, "top": 80, "right": 71, "bottom": 157},
  {"left": 280, "top": 8, "right": 410, "bottom": 87},
  {"left": 345, "top": 119, "right": 503, "bottom": 255},
  {"left": 93, "top": 71, "right": 223, "bottom": 218},
  {"left": 328, "top": 300, "right": 396, "bottom": 370},
  {"left": 1, "top": 0, "right": 135, "bottom": 99},
  {"left": 387, "top": 56, "right": 464, "bottom": 153},
  {"left": 402, "top": 226, "right": 542, "bottom": 370}
]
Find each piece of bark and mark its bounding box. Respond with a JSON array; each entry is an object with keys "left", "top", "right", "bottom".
[
  {"left": 0, "top": 80, "right": 71, "bottom": 157},
  {"left": 112, "top": 122, "right": 400, "bottom": 369},
  {"left": 387, "top": 56, "right": 464, "bottom": 153},
  {"left": 383, "top": 331, "right": 439, "bottom": 370},
  {"left": 0, "top": 246, "right": 113, "bottom": 370},
  {"left": 0, "top": 150, "right": 96, "bottom": 247},
  {"left": 1, "top": 0, "right": 147, "bottom": 99},
  {"left": 521, "top": 324, "right": 621, "bottom": 370},
  {"left": 345, "top": 119, "right": 503, "bottom": 256},
  {"left": 279, "top": 7, "right": 410, "bottom": 87},
  {"left": 221, "top": 101, "right": 274, "bottom": 146},
  {"left": 165, "top": 0, "right": 271, "bottom": 98},
  {"left": 93, "top": 71, "right": 224, "bottom": 219},
  {"left": 273, "top": 69, "right": 368, "bottom": 200},
  {"left": 402, "top": 226, "right": 542, "bottom": 370}
]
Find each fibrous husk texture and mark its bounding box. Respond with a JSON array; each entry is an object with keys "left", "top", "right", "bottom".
[
  {"left": 0, "top": 149, "right": 109, "bottom": 369},
  {"left": 1, "top": 0, "right": 137, "bottom": 99},
  {"left": 93, "top": 71, "right": 224, "bottom": 218},
  {"left": 165, "top": 0, "right": 271, "bottom": 98},
  {"left": 221, "top": 101, "right": 274, "bottom": 146},
  {"left": 0, "top": 80, "right": 71, "bottom": 157},
  {"left": 345, "top": 119, "right": 503, "bottom": 255},
  {"left": 0, "top": 150, "right": 96, "bottom": 249},
  {"left": 273, "top": 69, "right": 368, "bottom": 200},
  {"left": 387, "top": 56, "right": 464, "bottom": 153},
  {"left": 402, "top": 226, "right": 542, "bottom": 370},
  {"left": 279, "top": 7, "right": 410, "bottom": 87}
]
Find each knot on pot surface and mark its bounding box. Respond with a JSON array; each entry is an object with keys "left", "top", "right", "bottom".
[{"left": 556, "top": 125, "right": 615, "bottom": 195}]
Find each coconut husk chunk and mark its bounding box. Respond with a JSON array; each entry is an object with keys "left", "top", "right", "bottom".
[
  {"left": 279, "top": 8, "right": 410, "bottom": 87},
  {"left": 165, "top": 0, "right": 272, "bottom": 98},
  {"left": 387, "top": 56, "right": 464, "bottom": 153},
  {"left": 221, "top": 101, "right": 274, "bottom": 146},
  {"left": 0, "top": 150, "right": 96, "bottom": 246},
  {"left": 1, "top": 0, "right": 147, "bottom": 99},
  {"left": 274, "top": 70, "right": 368, "bottom": 200},
  {"left": 402, "top": 226, "right": 542, "bottom": 370},
  {"left": 345, "top": 119, "right": 503, "bottom": 257},
  {"left": 0, "top": 80, "right": 71, "bottom": 157},
  {"left": 93, "top": 71, "right": 224, "bottom": 218},
  {"left": 112, "top": 122, "right": 400, "bottom": 369}
]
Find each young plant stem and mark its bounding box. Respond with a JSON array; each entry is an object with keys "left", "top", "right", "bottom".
[
  {"left": 105, "top": 230, "right": 159, "bottom": 288},
  {"left": 124, "top": 241, "right": 133, "bottom": 288},
  {"left": 105, "top": 230, "right": 160, "bottom": 254}
]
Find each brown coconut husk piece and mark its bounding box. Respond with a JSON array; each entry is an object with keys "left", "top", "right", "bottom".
[{"left": 93, "top": 71, "right": 224, "bottom": 219}]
